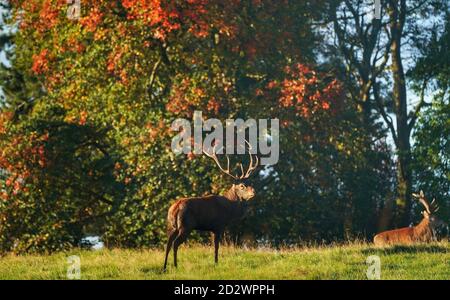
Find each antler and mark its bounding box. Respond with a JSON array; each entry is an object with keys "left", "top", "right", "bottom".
[
  {"left": 241, "top": 140, "right": 259, "bottom": 179},
  {"left": 412, "top": 190, "right": 435, "bottom": 214},
  {"left": 431, "top": 198, "right": 440, "bottom": 213},
  {"left": 203, "top": 144, "right": 240, "bottom": 180},
  {"left": 203, "top": 140, "right": 259, "bottom": 180}
]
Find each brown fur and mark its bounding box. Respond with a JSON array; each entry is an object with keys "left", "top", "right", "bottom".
[
  {"left": 374, "top": 217, "right": 433, "bottom": 246},
  {"left": 373, "top": 191, "right": 442, "bottom": 246},
  {"left": 163, "top": 184, "right": 255, "bottom": 270}
]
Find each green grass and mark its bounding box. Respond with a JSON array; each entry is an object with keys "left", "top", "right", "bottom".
[{"left": 0, "top": 242, "right": 448, "bottom": 280}]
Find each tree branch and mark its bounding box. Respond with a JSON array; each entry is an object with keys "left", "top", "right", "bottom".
[
  {"left": 373, "top": 81, "right": 398, "bottom": 145},
  {"left": 148, "top": 56, "right": 162, "bottom": 97},
  {"left": 408, "top": 79, "right": 430, "bottom": 132},
  {"left": 86, "top": 190, "right": 115, "bottom": 205}
]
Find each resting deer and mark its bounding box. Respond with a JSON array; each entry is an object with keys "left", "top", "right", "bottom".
[
  {"left": 163, "top": 142, "right": 259, "bottom": 270},
  {"left": 374, "top": 191, "right": 442, "bottom": 246}
]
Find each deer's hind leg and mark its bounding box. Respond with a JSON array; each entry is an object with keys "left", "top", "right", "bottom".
[
  {"left": 163, "top": 229, "right": 178, "bottom": 270},
  {"left": 212, "top": 231, "right": 223, "bottom": 264},
  {"left": 173, "top": 229, "right": 190, "bottom": 268}
]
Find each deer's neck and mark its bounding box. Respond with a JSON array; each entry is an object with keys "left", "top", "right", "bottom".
[
  {"left": 223, "top": 186, "right": 247, "bottom": 218},
  {"left": 414, "top": 218, "right": 432, "bottom": 238},
  {"left": 224, "top": 186, "right": 239, "bottom": 202}
]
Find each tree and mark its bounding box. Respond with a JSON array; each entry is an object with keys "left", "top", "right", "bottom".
[
  {"left": 0, "top": 0, "right": 43, "bottom": 117},
  {"left": 0, "top": 104, "right": 125, "bottom": 253},
  {"left": 0, "top": 1, "right": 11, "bottom": 52},
  {"left": 325, "top": 0, "right": 447, "bottom": 226},
  {"left": 411, "top": 13, "right": 449, "bottom": 229},
  {"left": 2, "top": 0, "right": 393, "bottom": 252}
]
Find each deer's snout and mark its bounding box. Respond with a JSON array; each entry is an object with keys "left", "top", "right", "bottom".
[{"left": 247, "top": 187, "right": 256, "bottom": 198}]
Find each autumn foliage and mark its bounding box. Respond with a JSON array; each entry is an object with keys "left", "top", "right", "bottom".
[{"left": 0, "top": 0, "right": 392, "bottom": 253}]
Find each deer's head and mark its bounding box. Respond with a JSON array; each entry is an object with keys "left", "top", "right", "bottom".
[
  {"left": 413, "top": 191, "right": 444, "bottom": 228},
  {"left": 204, "top": 140, "right": 259, "bottom": 202},
  {"left": 230, "top": 183, "right": 256, "bottom": 201}
]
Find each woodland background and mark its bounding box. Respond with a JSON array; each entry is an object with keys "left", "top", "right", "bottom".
[{"left": 0, "top": 0, "right": 448, "bottom": 253}]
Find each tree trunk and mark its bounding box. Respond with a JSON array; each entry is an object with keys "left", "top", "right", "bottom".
[
  {"left": 389, "top": 0, "right": 412, "bottom": 226},
  {"left": 359, "top": 80, "right": 373, "bottom": 126}
]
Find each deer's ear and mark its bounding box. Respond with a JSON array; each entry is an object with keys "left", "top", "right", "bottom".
[
  {"left": 412, "top": 193, "right": 419, "bottom": 198},
  {"left": 420, "top": 190, "right": 424, "bottom": 197}
]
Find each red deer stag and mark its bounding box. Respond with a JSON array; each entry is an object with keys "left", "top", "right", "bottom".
[
  {"left": 374, "top": 191, "right": 442, "bottom": 246},
  {"left": 163, "top": 143, "right": 259, "bottom": 270}
]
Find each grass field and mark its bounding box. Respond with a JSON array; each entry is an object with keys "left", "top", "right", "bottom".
[{"left": 0, "top": 242, "right": 448, "bottom": 280}]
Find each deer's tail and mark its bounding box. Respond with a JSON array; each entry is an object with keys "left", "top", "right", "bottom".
[{"left": 167, "top": 200, "right": 185, "bottom": 233}]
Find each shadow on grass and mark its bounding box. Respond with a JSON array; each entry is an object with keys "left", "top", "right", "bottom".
[
  {"left": 362, "top": 244, "right": 448, "bottom": 255},
  {"left": 140, "top": 266, "right": 166, "bottom": 275}
]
